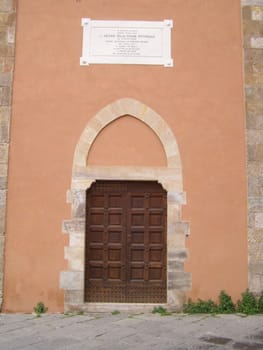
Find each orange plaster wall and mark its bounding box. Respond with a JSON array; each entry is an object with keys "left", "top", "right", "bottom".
[
  {"left": 3, "top": 0, "right": 247, "bottom": 312},
  {"left": 88, "top": 115, "right": 167, "bottom": 166}
]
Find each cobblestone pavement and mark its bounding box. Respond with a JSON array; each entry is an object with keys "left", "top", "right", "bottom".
[{"left": 0, "top": 313, "right": 263, "bottom": 350}]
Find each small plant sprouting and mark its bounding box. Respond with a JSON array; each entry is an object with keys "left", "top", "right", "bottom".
[
  {"left": 111, "top": 310, "right": 120, "bottom": 315},
  {"left": 217, "top": 291, "right": 236, "bottom": 314},
  {"left": 258, "top": 291, "right": 263, "bottom": 313},
  {"left": 183, "top": 289, "right": 263, "bottom": 315},
  {"left": 34, "top": 301, "right": 48, "bottom": 317},
  {"left": 152, "top": 306, "right": 172, "bottom": 316},
  {"left": 183, "top": 298, "right": 218, "bottom": 314},
  {"left": 237, "top": 289, "right": 258, "bottom": 315}
]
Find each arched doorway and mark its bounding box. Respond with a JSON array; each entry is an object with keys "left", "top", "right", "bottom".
[{"left": 60, "top": 98, "right": 191, "bottom": 312}]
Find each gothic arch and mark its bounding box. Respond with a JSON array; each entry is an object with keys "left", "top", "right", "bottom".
[
  {"left": 61, "top": 98, "right": 191, "bottom": 312},
  {"left": 73, "top": 98, "right": 181, "bottom": 171}
]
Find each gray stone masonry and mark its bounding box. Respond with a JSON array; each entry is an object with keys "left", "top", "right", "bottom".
[
  {"left": 242, "top": 3, "right": 263, "bottom": 293},
  {"left": 0, "top": 0, "right": 15, "bottom": 310}
]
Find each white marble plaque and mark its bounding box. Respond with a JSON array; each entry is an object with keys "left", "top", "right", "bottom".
[{"left": 80, "top": 19, "right": 173, "bottom": 67}]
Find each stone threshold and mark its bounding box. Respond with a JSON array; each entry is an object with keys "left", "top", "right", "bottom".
[{"left": 67, "top": 303, "right": 168, "bottom": 313}]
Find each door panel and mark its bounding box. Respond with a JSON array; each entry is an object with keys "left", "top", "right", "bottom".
[{"left": 85, "top": 181, "right": 167, "bottom": 303}]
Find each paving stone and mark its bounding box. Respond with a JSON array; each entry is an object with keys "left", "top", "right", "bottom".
[{"left": 0, "top": 314, "right": 262, "bottom": 350}]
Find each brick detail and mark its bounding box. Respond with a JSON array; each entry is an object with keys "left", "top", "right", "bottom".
[
  {"left": 242, "top": 3, "right": 263, "bottom": 293},
  {"left": 0, "top": 0, "right": 15, "bottom": 310}
]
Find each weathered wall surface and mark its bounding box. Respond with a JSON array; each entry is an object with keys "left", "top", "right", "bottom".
[
  {"left": 0, "top": 0, "right": 15, "bottom": 310},
  {"left": 242, "top": 0, "right": 263, "bottom": 294},
  {"left": 2, "top": 0, "right": 248, "bottom": 312}
]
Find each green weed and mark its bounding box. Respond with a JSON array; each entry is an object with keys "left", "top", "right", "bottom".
[
  {"left": 111, "top": 310, "right": 120, "bottom": 315},
  {"left": 237, "top": 289, "right": 258, "bottom": 315},
  {"left": 217, "top": 291, "right": 236, "bottom": 314},
  {"left": 33, "top": 301, "right": 48, "bottom": 317},
  {"left": 152, "top": 306, "right": 172, "bottom": 316},
  {"left": 183, "top": 289, "right": 263, "bottom": 315}
]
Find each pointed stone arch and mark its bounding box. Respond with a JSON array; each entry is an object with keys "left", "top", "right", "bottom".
[
  {"left": 73, "top": 98, "right": 181, "bottom": 171},
  {"left": 61, "top": 98, "right": 191, "bottom": 312}
]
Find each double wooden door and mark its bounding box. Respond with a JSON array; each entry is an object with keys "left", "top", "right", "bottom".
[{"left": 85, "top": 181, "right": 167, "bottom": 303}]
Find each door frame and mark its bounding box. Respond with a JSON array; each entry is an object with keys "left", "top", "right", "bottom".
[{"left": 60, "top": 98, "right": 191, "bottom": 312}]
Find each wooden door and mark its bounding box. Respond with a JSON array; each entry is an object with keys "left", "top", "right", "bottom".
[{"left": 85, "top": 181, "right": 167, "bottom": 303}]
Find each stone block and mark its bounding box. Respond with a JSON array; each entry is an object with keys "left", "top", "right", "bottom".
[
  {"left": 0, "top": 189, "right": 6, "bottom": 206},
  {"left": 167, "top": 290, "right": 185, "bottom": 310},
  {"left": 242, "top": 0, "right": 263, "bottom": 7},
  {"left": 0, "top": 56, "right": 14, "bottom": 73},
  {"left": 0, "top": 143, "right": 8, "bottom": 162},
  {"left": 0, "top": 234, "right": 4, "bottom": 248},
  {"left": 174, "top": 221, "right": 190, "bottom": 235},
  {"left": 69, "top": 233, "right": 84, "bottom": 248},
  {"left": 252, "top": 6, "right": 263, "bottom": 20},
  {"left": 255, "top": 144, "right": 263, "bottom": 161},
  {"left": 0, "top": 26, "right": 7, "bottom": 44},
  {"left": 248, "top": 228, "right": 263, "bottom": 263},
  {"left": 0, "top": 12, "right": 15, "bottom": 26},
  {"left": 250, "top": 262, "right": 263, "bottom": 274},
  {"left": 64, "top": 247, "right": 84, "bottom": 271},
  {"left": 248, "top": 197, "right": 263, "bottom": 210},
  {"left": 0, "top": 206, "right": 5, "bottom": 233},
  {"left": 71, "top": 190, "right": 86, "bottom": 218},
  {"left": 251, "top": 36, "right": 263, "bottom": 48},
  {"left": 255, "top": 115, "right": 263, "bottom": 129},
  {"left": 0, "top": 106, "right": 10, "bottom": 143},
  {"left": 242, "top": 6, "right": 252, "bottom": 20},
  {"left": 0, "top": 72, "right": 11, "bottom": 86},
  {"left": 243, "top": 20, "right": 263, "bottom": 37},
  {"left": 0, "top": 43, "right": 14, "bottom": 57},
  {"left": 243, "top": 34, "right": 252, "bottom": 49},
  {"left": 248, "top": 175, "right": 260, "bottom": 195},
  {"left": 247, "top": 129, "right": 263, "bottom": 145},
  {"left": 0, "top": 86, "right": 10, "bottom": 105},
  {"left": 246, "top": 113, "right": 255, "bottom": 130},
  {"left": 247, "top": 72, "right": 263, "bottom": 86},
  {"left": 64, "top": 246, "right": 84, "bottom": 260},
  {"left": 246, "top": 85, "right": 263, "bottom": 99},
  {"left": 60, "top": 271, "right": 84, "bottom": 290},
  {"left": 247, "top": 115, "right": 263, "bottom": 130},
  {"left": 0, "top": 176, "right": 6, "bottom": 189},
  {"left": 244, "top": 49, "right": 263, "bottom": 70},
  {"left": 64, "top": 290, "right": 83, "bottom": 304},
  {"left": 0, "top": 163, "right": 7, "bottom": 177},
  {"left": 248, "top": 211, "right": 255, "bottom": 228},
  {"left": 168, "top": 248, "right": 188, "bottom": 262},
  {"left": 168, "top": 271, "right": 192, "bottom": 291},
  {"left": 7, "top": 25, "right": 14, "bottom": 43},
  {"left": 62, "top": 219, "right": 85, "bottom": 235},
  {"left": 0, "top": 0, "right": 13, "bottom": 12},
  {"left": 168, "top": 260, "right": 183, "bottom": 272},
  {"left": 247, "top": 145, "right": 257, "bottom": 161},
  {"left": 255, "top": 213, "right": 263, "bottom": 228},
  {"left": 68, "top": 259, "right": 83, "bottom": 271},
  {"left": 249, "top": 271, "right": 263, "bottom": 294},
  {"left": 167, "top": 191, "right": 186, "bottom": 205},
  {"left": 248, "top": 162, "right": 263, "bottom": 176}
]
